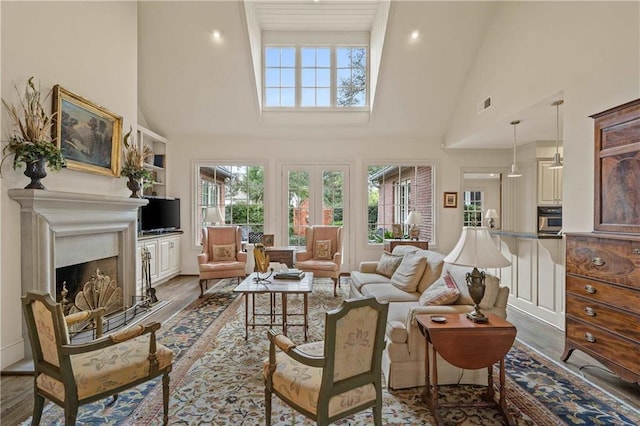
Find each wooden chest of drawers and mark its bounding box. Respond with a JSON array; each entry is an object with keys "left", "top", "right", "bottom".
[{"left": 564, "top": 233, "right": 640, "bottom": 384}]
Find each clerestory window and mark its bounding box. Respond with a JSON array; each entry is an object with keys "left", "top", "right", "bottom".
[{"left": 264, "top": 45, "right": 368, "bottom": 109}]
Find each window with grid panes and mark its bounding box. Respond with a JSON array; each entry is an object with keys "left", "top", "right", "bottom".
[{"left": 463, "top": 190, "right": 483, "bottom": 227}]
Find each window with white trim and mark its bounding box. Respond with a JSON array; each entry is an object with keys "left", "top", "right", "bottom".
[
  {"left": 263, "top": 45, "right": 368, "bottom": 109},
  {"left": 367, "top": 165, "right": 434, "bottom": 243},
  {"left": 463, "top": 190, "right": 483, "bottom": 226}
]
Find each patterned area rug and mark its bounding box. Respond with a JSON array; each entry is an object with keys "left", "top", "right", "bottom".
[{"left": 29, "top": 278, "right": 639, "bottom": 425}]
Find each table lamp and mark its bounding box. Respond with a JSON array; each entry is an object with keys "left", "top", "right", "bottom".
[
  {"left": 405, "top": 211, "right": 423, "bottom": 240},
  {"left": 485, "top": 209, "right": 498, "bottom": 229},
  {"left": 204, "top": 206, "right": 223, "bottom": 225},
  {"left": 443, "top": 227, "right": 511, "bottom": 323}
]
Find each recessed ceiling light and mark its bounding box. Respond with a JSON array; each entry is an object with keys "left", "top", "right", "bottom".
[
  {"left": 212, "top": 30, "right": 222, "bottom": 41},
  {"left": 410, "top": 30, "right": 420, "bottom": 40}
]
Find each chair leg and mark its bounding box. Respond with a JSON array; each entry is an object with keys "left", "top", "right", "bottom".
[
  {"left": 162, "top": 372, "right": 170, "bottom": 425},
  {"left": 373, "top": 404, "right": 382, "bottom": 426},
  {"left": 199, "top": 279, "right": 206, "bottom": 298},
  {"left": 332, "top": 277, "right": 339, "bottom": 297},
  {"left": 265, "top": 386, "right": 272, "bottom": 426},
  {"left": 64, "top": 404, "right": 78, "bottom": 426},
  {"left": 32, "top": 394, "right": 45, "bottom": 425}
]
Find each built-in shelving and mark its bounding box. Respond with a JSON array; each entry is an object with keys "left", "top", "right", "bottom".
[{"left": 137, "top": 125, "right": 168, "bottom": 197}]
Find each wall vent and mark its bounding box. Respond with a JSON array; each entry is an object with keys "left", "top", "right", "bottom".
[{"left": 477, "top": 97, "right": 492, "bottom": 114}]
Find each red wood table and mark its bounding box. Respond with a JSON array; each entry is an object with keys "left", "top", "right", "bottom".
[{"left": 415, "top": 313, "right": 517, "bottom": 425}]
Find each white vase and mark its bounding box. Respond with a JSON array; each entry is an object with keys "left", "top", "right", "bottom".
[{"left": 245, "top": 243, "right": 255, "bottom": 274}]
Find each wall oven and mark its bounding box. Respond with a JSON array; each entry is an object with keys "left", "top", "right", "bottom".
[{"left": 538, "top": 206, "right": 562, "bottom": 234}]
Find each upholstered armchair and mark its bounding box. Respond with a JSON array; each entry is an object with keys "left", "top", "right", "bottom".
[
  {"left": 263, "top": 296, "right": 388, "bottom": 426},
  {"left": 296, "top": 225, "right": 343, "bottom": 296},
  {"left": 22, "top": 291, "right": 173, "bottom": 426},
  {"left": 198, "top": 226, "right": 247, "bottom": 298}
]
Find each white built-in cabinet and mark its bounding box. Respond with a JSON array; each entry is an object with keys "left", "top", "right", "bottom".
[
  {"left": 137, "top": 125, "right": 168, "bottom": 197},
  {"left": 537, "top": 160, "right": 562, "bottom": 205},
  {"left": 136, "top": 233, "right": 181, "bottom": 290}
]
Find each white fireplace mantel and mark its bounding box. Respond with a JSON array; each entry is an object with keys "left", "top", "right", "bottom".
[{"left": 9, "top": 188, "right": 147, "bottom": 312}]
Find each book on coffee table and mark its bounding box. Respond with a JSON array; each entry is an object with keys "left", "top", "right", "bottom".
[{"left": 274, "top": 269, "right": 305, "bottom": 280}]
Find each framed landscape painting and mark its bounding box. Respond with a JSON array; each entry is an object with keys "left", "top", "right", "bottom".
[{"left": 53, "top": 85, "right": 122, "bottom": 177}]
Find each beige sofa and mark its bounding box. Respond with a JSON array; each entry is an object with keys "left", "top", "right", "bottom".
[{"left": 350, "top": 246, "right": 510, "bottom": 390}]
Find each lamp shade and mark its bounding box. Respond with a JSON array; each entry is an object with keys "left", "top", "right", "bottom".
[
  {"left": 444, "top": 227, "right": 511, "bottom": 268},
  {"left": 204, "top": 206, "right": 223, "bottom": 224},
  {"left": 405, "top": 211, "right": 423, "bottom": 225},
  {"left": 485, "top": 209, "right": 498, "bottom": 219}
]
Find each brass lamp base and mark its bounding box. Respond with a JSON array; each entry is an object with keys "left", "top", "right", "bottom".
[{"left": 466, "top": 309, "right": 489, "bottom": 323}]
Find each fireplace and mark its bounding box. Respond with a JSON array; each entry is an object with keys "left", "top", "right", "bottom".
[
  {"left": 9, "top": 189, "right": 147, "bottom": 358},
  {"left": 56, "top": 256, "right": 119, "bottom": 313}
]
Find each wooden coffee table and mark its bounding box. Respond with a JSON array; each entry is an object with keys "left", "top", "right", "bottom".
[
  {"left": 234, "top": 272, "right": 313, "bottom": 340},
  {"left": 415, "top": 313, "right": 517, "bottom": 425}
]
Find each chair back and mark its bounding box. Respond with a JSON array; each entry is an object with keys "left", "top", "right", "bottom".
[
  {"left": 202, "top": 226, "right": 242, "bottom": 260},
  {"left": 22, "top": 291, "right": 71, "bottom": 374},
  {"left": 305, "top": 225, "right": 342, "bottom": 259},
  {"left": 322, "top": 296, "right": 388, "bottom": 387}
]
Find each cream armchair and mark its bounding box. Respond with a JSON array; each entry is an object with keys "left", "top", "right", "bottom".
[
  {"left": 22, "top": 290, "right": 173, "bottom": 425},
  {"left": 198, "top": 226, "right": 247, "bottom": 297},
  {"left": 263, "top": 296, "right": 389, "bottom": 426},
  {"left": 295, "top": 225, "right": 343, "bottom": 296}
]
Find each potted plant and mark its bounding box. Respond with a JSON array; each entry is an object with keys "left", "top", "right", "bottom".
[
  {"left": 1, "top": 77, "right": 65, "bottom": 189},
  {"left": 121, "top": 127, "right": 153, "bottom": 198}
]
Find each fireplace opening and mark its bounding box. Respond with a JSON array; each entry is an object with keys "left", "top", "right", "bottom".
[{"left": 56, "top": 257, "right": 120, "bottom": 314}]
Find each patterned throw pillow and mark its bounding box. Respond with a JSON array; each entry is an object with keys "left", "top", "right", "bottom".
[
  {"left": 419, "top": 271, "right": 461, "bottom": 305},
  {"left": 375, "top": 252, "right": 404, "bottom": 278},
  {"left": 315, "top": 240, "right": 332, "bottom": 260},
  {"left": 212, "top": 244, "right": 236, "bottom": 261}
]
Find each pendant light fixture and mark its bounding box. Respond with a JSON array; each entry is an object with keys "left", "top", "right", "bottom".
[
  {"left": 549, "top": 100, "right": 564, "bottom": 169},
  {"left": 508, "top": 120, "right": 522, "bottom": 178}
]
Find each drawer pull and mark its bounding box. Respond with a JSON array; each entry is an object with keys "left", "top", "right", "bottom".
[
  {"left": 633, "top": 248, "right": 640, "bottom": 255},
  {"left": 584, "top": 307, "right": 596, "bottom": 316},
  {"left": 584, "top": 333, "right": 596, "bottom": 343},
  {"left": 591, "top": 257, "right": 605, "bottom": 267},
  {"left": 584, "top": 285, "right": 596, "bottom": 294}
]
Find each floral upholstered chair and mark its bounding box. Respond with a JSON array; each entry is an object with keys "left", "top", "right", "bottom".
[
  {"left": 198, "top": 226, "right": 247, "bottom": 297},
  {"left": 22, "top": 291, "right": 173, "bottom": 425},
  {"left": 263, "top": 296, "right": 388, "bottom": 426},
  {"left": 295, "top": 225, "right": 343, "bottom": 296}
]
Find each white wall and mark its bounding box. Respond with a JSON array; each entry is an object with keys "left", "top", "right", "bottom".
[
  {"left": 447, "top": 1, "right": 640, "bottom": 233},
  {"left": 1, "top": 1, "right": 138, "bottom": 369}
]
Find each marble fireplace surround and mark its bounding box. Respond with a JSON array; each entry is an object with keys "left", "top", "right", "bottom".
[{"left": 9, "top": 189, "right": 147, "bottom": 319}]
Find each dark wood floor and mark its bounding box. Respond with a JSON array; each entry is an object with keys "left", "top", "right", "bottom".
[{"left": 2, "top": 275, "right": 638, "bottom": 425}]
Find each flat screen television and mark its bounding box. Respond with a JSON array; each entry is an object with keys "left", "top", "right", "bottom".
[{"left": 140, "top": 197, "right": 180, "bottom": 233}]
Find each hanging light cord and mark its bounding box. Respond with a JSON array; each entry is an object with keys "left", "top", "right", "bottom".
[
  {"left": 511, "top": 120, "right": 520, "bottom": 164},
  {"left": 555, "top": 102, "right": 560, "bottom": 152}
]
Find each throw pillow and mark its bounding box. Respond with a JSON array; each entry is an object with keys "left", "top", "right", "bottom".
[
  {"left": 212, "top": 244, "right": 236, "bottom": 261},
  {"left": 315, "top": 239, "right": 332, "bottom": 260},
  {"left": 479, "top": 275, "right": 500, "bottom": 309},
  {"left": 419, "top": 271, "right": 461, "bottom": 306},
  {"left": 390, "top": 252, "right": 427, "bottom": 293},
  {"left": 375, "top": 252, "right": 404, "bottom": 278}
]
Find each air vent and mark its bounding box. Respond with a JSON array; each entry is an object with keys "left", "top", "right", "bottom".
[{"left": 477, "top": 97, "right": 492, "bottom": 114}]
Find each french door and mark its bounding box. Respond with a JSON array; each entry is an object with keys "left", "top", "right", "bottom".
[{"left": 281, "top": 164, "right": 349, "bottom": 267}]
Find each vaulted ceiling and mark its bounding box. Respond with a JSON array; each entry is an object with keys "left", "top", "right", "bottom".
[{"left": 137, "top": 1, "right": 560, "bottom": 149}]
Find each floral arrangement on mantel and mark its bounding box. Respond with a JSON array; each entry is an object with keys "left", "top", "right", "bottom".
[
  {"left": 1, "top": 77, "right": 65, "bottom": 187},
  {"left": 121, "top": 126, "right": 153, "bottom": 183}
]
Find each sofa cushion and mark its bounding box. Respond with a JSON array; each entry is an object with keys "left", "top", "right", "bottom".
[
  {"left": 390, "top": 252, "right": 427, "bottom": 293},
  {"left": 212, "top": 244, "right": 236, "bottom": 261},
  {"left": 350, "top": 271, "right": 390, "bottom": 293},
  {"left": 415, "top": 250, "right": 446, "bottom": 294},
  {"left": 418, "top": 272, "right": 461, "bottom": 306},
  {"left": 391, "top": 245, "right": 419, "bottom": 256},
  {"left": 479, "top": 275, "right": 500, "bottom": 309},
  {"left": 361, "top": 283, "right": 420, "bottom": 303},
  {"left": 375, "top": 252, "right": 404, "bottom": 278}
]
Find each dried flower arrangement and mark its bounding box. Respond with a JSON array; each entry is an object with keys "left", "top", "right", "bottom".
[
  {"left": 1, "top": 77, "right": 65, "bottom": 174},
  {"left": 121, "top": 127, "right": 153, "bottom": 184}
]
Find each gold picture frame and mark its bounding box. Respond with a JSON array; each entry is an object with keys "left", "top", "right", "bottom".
[
  {"left": 444, "top": 192, "right": 458, "bottom": 208},
  {"left": 53, "top": 85, "right": 122, "bottom": 177},
  {"left": 262, "top": 234, "right": 275, "bottom": 247}
]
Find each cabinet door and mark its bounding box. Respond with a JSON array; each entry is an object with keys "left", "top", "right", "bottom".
[
  {"left": 537, "top": 161, "right": 562, "bottom": 205},
  {"left": 169, "top": 236, "right": 181, "bottom": 273},
  {"left": 159, "top": 239, "right": 172, "bottom": 278},
  {"left": 145, "top": 240, "right": 160, "bottom": 282}
]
